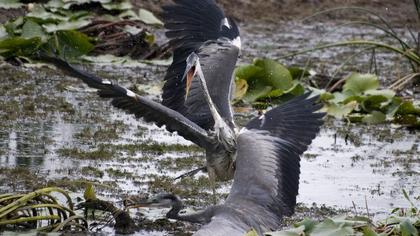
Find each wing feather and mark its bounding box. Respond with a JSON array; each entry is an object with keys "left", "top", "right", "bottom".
[
  {"left": 225, "top": 94, "right": 325, "bottom": 230},
  {"left": 39, "top": 55, "right": 212, "bottom": 148},
  {"left": 162, "top": 0, "right": 240, "bottom": 130}
]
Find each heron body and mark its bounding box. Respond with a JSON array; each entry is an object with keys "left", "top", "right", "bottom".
[{"left": 136, "top": 92, "right": 326, "bottom": 234}]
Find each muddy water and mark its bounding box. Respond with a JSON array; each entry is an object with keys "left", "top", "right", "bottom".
[{"left": 0, "top": 21, "right": 419, "bottom": 235}]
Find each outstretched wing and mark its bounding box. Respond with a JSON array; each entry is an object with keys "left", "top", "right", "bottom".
[
  {"left": 225, "top": 94, "right": 325, "bottom": 230},
  {"left": 40, "top": 55, "right": 213, "bottom": 148},
  {"left": 162, "top": 0, "right": 240, "bottom": 130}
]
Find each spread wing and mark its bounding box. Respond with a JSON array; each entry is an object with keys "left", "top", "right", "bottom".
[
  {"left": 225, "top": 94, "right": 325, "bottom": 230},
  {"left": 40, "top": 55, "right": 213, "bottom": 148},
  {"left": 162, "top": 0, "right": 240, "bottom": 130}
]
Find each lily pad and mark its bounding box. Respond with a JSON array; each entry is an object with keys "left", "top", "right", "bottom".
[
  {"left": 327, "top": 101, "right": 358, "bottom": 119},
  {"left": 253, "top": 58, "right": 294, "bottom": 91},
  {"left": 343, "top": 73, "right": 379, "bottom": 95},
  {"left": 0, "top": 0, "right": 23, "bottom": 9},
  {"left": 138, "top": 8, "right": 164, "bottom": 26},
  {"left": 311, "top": 218, "right": 354, "bottom": 236},
  {"left": 47, "top": 30, "right": 93, "bottom": 59},
  {"left": 234, "top": 78, "right": 248, "bottom": 100},
  {"left": 21, "top": 20, "right": 46, "bottom": 41},
  {"left": 0, "top": 37, "right": 42, "bottom": 57},
  {"left": 362, "top": 111, "right": 386, "bottom": 124}
]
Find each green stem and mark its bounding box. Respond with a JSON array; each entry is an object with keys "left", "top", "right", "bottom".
[
  {"left": 279, "top": 40, "right": 420, "bottom": 65},
  {"left": 0, "top": 187, "right": 73, "bottom": 219},
  {"left": 0, "top": 215, "right": 61, "bottom": 225}
]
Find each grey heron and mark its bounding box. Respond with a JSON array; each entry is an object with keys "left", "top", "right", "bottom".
[
  {"left": 126, "top": 93, "right": 325, "bottom": 236},
  {"left": 39, "top": 0, "right": 242, "bottom": 187}
]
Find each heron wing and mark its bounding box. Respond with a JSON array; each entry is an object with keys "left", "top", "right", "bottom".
[
  {"left": 225, "top": 94, "right": 324, "bottom": 228},
  {"left": 41, "top": 56, "right": 212, "bottom": 148},
  {"left": 184, "top": 40, "right": 239, "bottom": 125},
  {"left": 162, "top": 0, "right": 240, "bottom": 130}
]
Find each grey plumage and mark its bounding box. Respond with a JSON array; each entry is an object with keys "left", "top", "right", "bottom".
[{"left": 135, "top": 94, "right": 325, "bottom": 236}]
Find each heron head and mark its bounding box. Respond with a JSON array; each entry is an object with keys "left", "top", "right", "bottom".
[
  {"left": 124, "top": 193, "right": 181, "bottom": 209},
  {"left": 182, "top": 53, "right": 200, "bottom": 99}
]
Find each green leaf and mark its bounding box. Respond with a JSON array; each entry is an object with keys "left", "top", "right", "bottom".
[
  {"left": 21, "top": 20, "right": 46, "bottom": 41},
  {"left": 4, "top": 17, "right": 24, "bottom": 36},
  {"left": 139, "top": 8, "right": 163, "bottom": 25},
  {"left": 43, "top": 18, "right": 92, "bottom": 33},
  {"left": 0, "top": 25, "right": 8, "bottom": 39},
  {"left": 83, "top": 183, "right": 97, "bottom": 201},
  {"left": 253, "top": 58, "right": 294, "bottom": 91},
  {"left": 0, "top": 0, "right": 23, "bottom": 9},
  {"left": 242, "top": 84, "right": 272, "bottom": 103},
  {"left": 311, "top": 218, "right": 354, "bottom": 236},
  {"left": 400, "top": 219, "right": 418, "bottom": 236},
  {"left": 295, "top": 218, "right": 317, "bottom": 233},
  {"left": 266, "top": 225, "right": 305, "bottom": 236},
  {"left": 48, "top": 30, "right": 93, "bottom": 59},
  {"left": 288, "top": 66, "right": 311, "bottom": 80},
  {"left": 0, "top": 37, "right": 42, "bottom": 57},
  {"left": 102, "top": 0, "right": 132, "bottom": 10},
  {"left": 235, "top": 64, "right": 263, "bottom": 81},
  {"left": 364, "top": 89, "right": 395, "bottom": 99},
  {"left": 327, "top": 101, "right": 358, "bottom": 119},
  {"left": 361, "top": 95, "right": 389, "bottom": 112},
  {"left": 362, "top": 226, "right": 379, "bottom": 236},
  {"left": 362, "top": 111, "right": 386, "bottom": 124},
  {"left": 234, "top": 78, "right": 248, "bottom": 100},
  {"left": 396, "top": 101, "right": 420, "bottom": 115},
  {"left": 343, "top": 73, "right": 379, "bottom": 95},
  {"left": 244, "top": 229, "right": 258, "bottom": 236},
  {"left": 27, "top": 5, "right": 68, "bottom": 22}
]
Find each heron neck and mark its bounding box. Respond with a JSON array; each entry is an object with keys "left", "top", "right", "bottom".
[
  {"left": 195, "top": 61, "right": 225, "bottom": 126},
  {"left": 166, "top": 201, "right": 213, "bottom": 224}
]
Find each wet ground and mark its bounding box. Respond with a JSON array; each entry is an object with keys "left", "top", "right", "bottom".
[{"left": 0, "top": 20, "right": 419, "bottom": 235}]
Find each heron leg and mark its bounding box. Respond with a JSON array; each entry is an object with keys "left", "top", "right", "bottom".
[
  {"left": 174, "top": 166, "right": 207, "bottom": 180},
  {"left": 207, "top": 167, "right": 217, "bottom": 205}
]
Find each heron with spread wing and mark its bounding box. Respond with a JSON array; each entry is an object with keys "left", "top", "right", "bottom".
[
  {"left": 126, "top": 92, "right": 324, "bottom": 235},
  {"left": 39, "top": 0, "right": 243, "bottom": 188}
]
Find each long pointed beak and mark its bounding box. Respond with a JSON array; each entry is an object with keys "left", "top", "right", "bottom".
[
  {"left": 123, "top": 197, "right": 153, "bottom": 209},
  {"left": 182, "top": 53, "right": 200, "bottom": 100}
]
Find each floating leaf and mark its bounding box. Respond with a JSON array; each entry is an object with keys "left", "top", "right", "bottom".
[
  {"left": 0, "top": 37, "right": 42, "bottom": 57},
  {"left": 362, "top": 111, "right": 386, "bottom": 124},
  {"left": 138, "top": 8, "right": 164, "bottom": 25},
  {"left": 43, "top": 18, "right": 92, "bottom": 33},
  {"left": 48, "top": 30, "right": 93, "bottom": 59},
  {"left": 253, "top": 58, "right": 294, "bottom": 91},
  {"left": 295, "top": 218, "right": 317, "bottom": 233},
  {"left": 343, "top": 73, "right": 379, "bottom": 95},
  {"left": 234, "top": 78, "right": 248, "bottom": 100},
  {"left": 21, "top": 20, "right": 46, "bottom": 41},
  {"left": 0, "top": 0, "right": 23, "bottom": 9},
  {"left": 102, "top": 0, "right": 132, "bottom": 10},
  {"left": 361, "top": 95, "right": 389, "bottom": 112},
  {"left": 327, "top": 101, "right": 357, "bottom": 119},
  {"left": 399, "top": 219, "right": 418, "bottom": 236},
  {"left": 364, "top": 89, "right": 395, "bottom": 99},
  {"left": 362, "top": 226, "right": 379, "bottom": 236},
  {"left": 0, "top": 25, "right": 8, "bottom": 39},
  {"left": 266, "top": 225, "right": 305, "bottom": 236},
  {"left": 235, "top": 64, "right": 263, "bottom": 81},
  {"left": 288, "top": 66, "right": 311, "bottom": 80},
  {"left": 242, "top": 84, "right": 272, "bottom": 103},
  {"left": 311, "top": 218, "right": 354, "bottom": 236}
]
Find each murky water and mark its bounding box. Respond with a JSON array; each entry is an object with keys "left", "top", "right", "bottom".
[{"left": 0, "top": 21, "right": 419, "bottom": 235}]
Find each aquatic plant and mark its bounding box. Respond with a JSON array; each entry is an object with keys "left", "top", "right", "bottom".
[
  {"left": 263, "top": 190, "right": 420, "bottom": 236},
  {"left": 279, "top": 2, "right": 420, "bottom": 92},
  {"left": 235, "top": 59, "right": 420, "bottom": 127},
  {"left": 0, "top": 187, "right": 87, "bottom": 232},
  {"left": 0, "top": 0, "right": 162, "bottom": 61}
]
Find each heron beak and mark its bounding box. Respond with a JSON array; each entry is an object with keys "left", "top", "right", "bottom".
[{"left": 182, "top": 53, "right": 200, "bottom": 100}]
